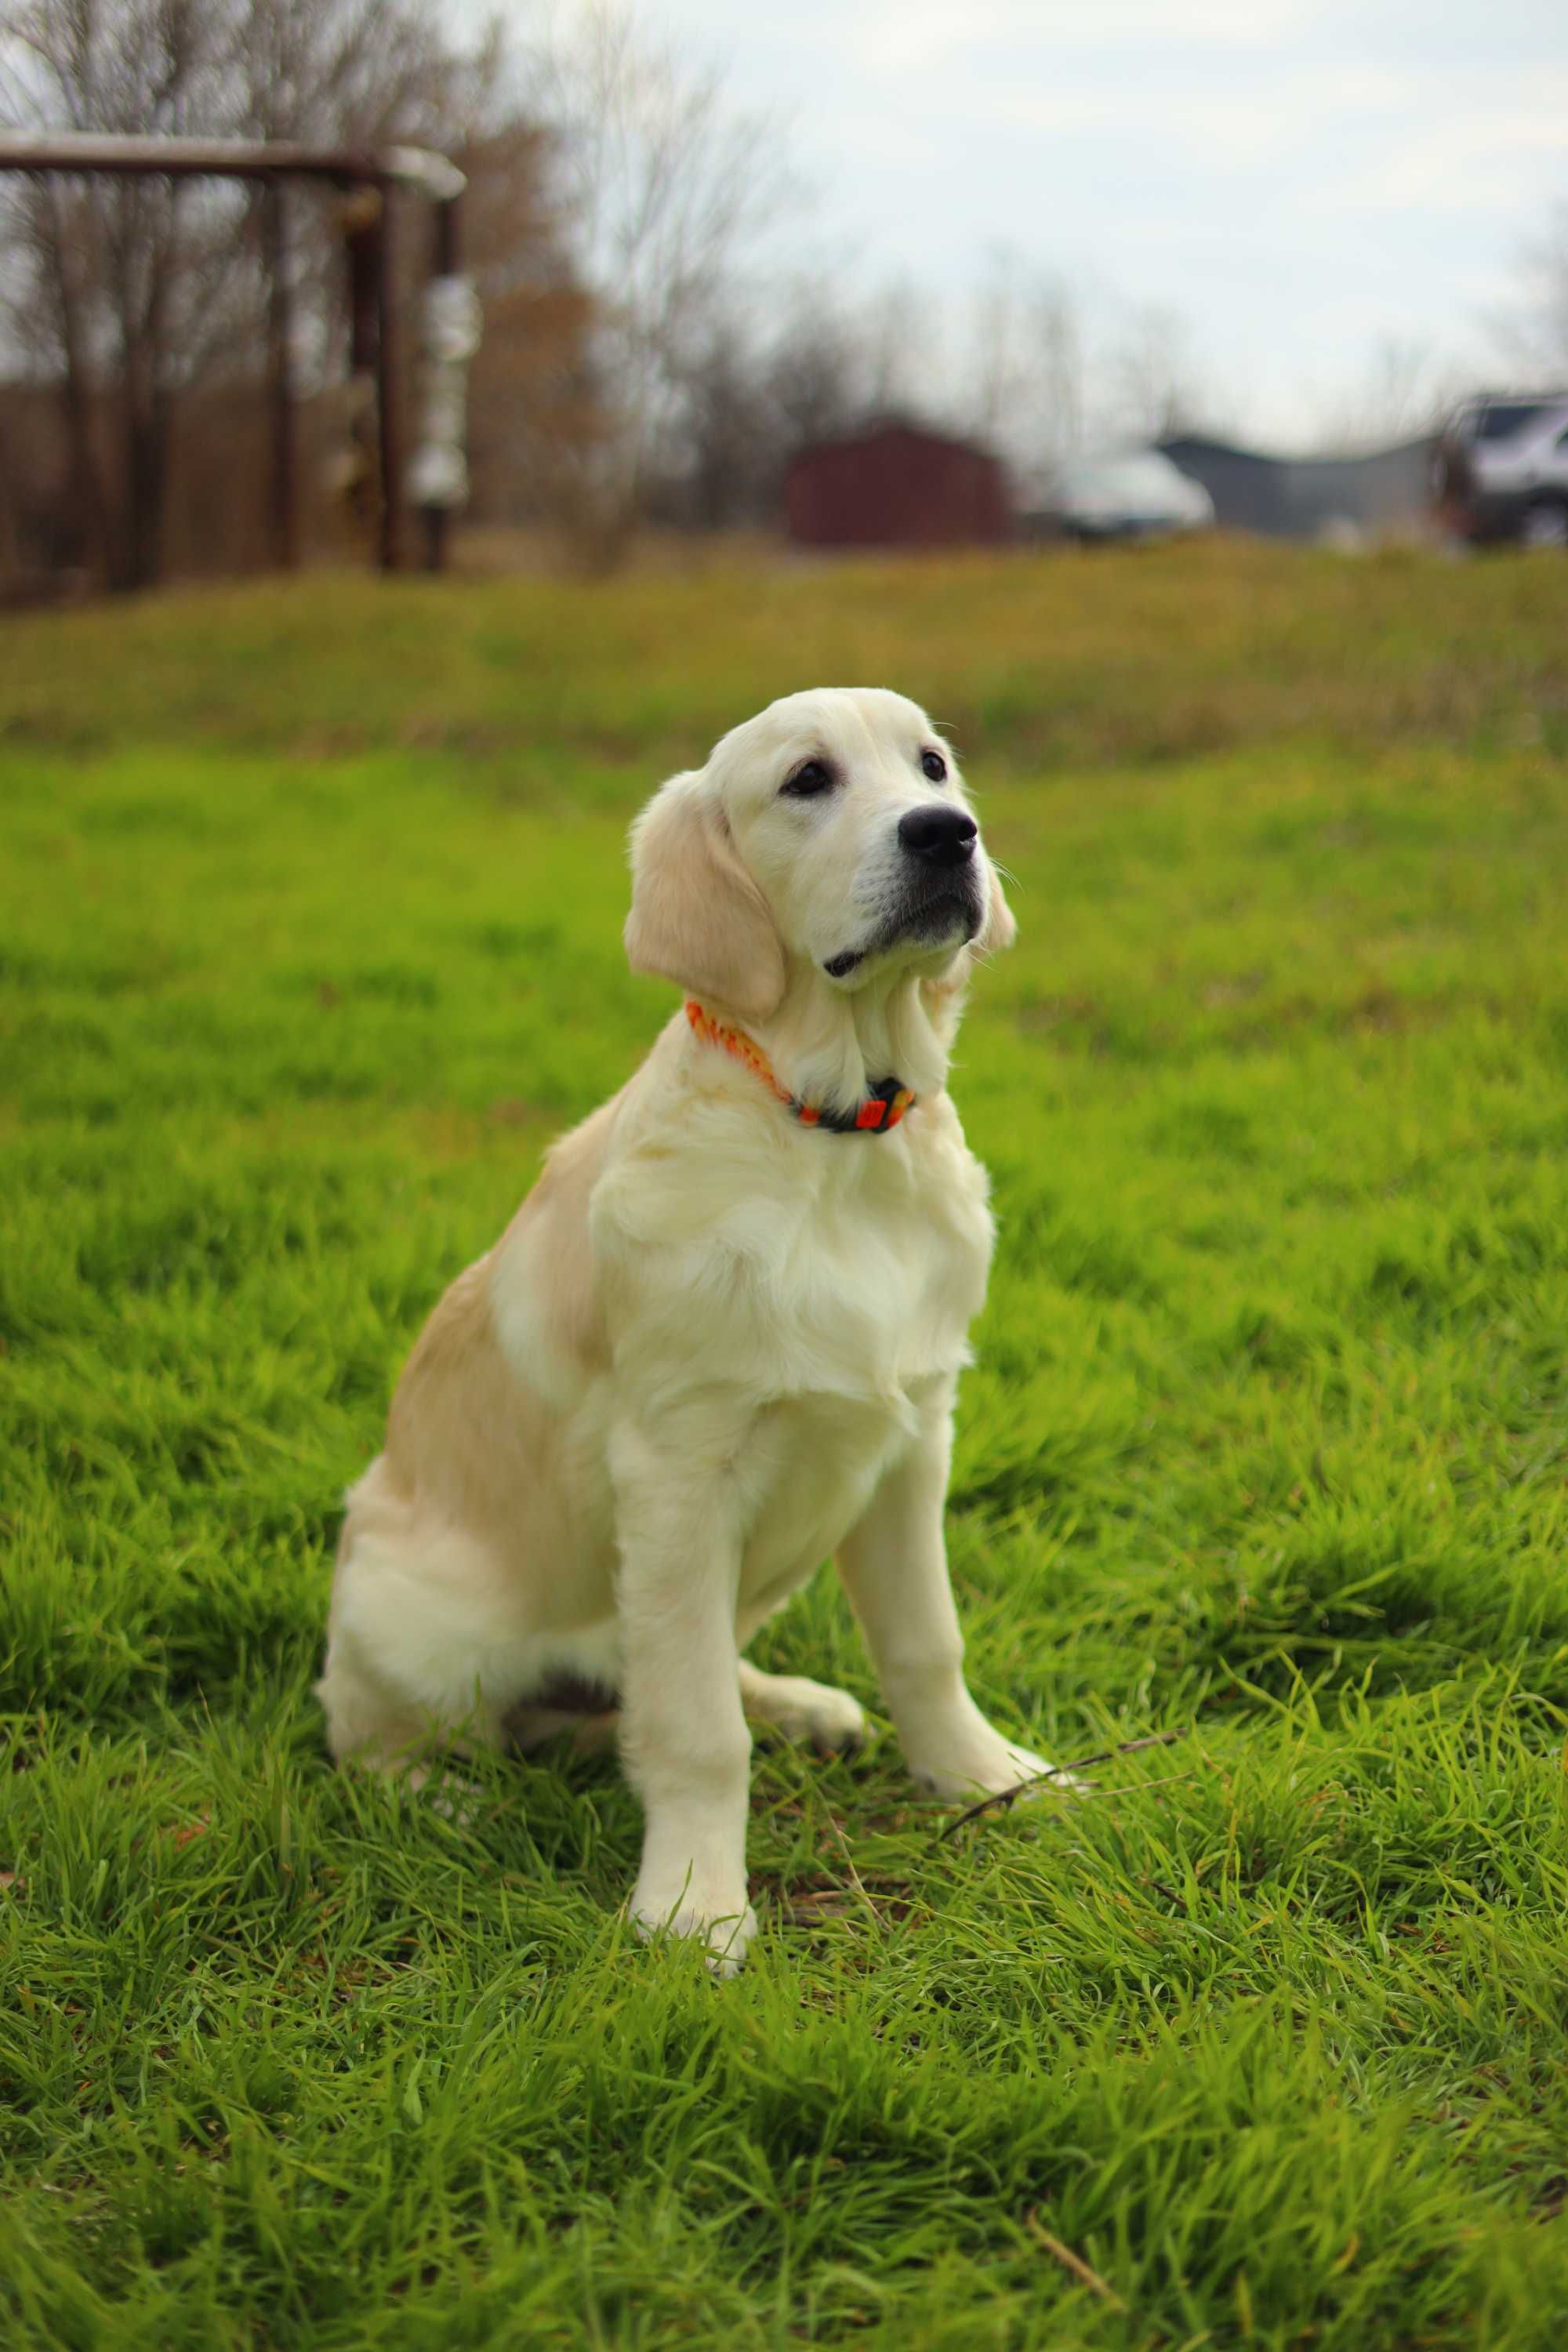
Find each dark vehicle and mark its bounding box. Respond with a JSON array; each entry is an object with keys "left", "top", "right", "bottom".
[{"left": 1433, "top": 394, "right": 1568, "bottom": 548}]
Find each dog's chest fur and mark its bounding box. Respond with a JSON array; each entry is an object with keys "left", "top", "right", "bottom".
[
  {"left": 590, "top": 1093, "right": 995, "bottom": 1618},
  {"left": 591, "top": 1087, "right": 996, "bottom": 1414}
]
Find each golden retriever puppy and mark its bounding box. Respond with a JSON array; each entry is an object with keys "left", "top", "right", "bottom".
[{"left": 317, "top": 687, "right": 1058, "bottom": 1970}]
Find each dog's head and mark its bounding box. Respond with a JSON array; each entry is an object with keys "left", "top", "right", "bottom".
[{"left": 624, "top": 688, "right": 1014, "bottom": 1024}]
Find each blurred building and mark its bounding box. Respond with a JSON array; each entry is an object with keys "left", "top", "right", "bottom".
[
  {"left": 1157, "top": 431, "right": 1436, "bottom": 543},
  {"left": 784, "top": 418, "right": 1011, "bottom": 549}
]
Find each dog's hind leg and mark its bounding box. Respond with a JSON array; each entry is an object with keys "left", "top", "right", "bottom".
[{"left": 316, "top": 1484, "right": 523, "bottom": 1797}]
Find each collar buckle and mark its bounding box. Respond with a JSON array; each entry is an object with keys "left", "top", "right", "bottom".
[{"left": 685, "top": 1000, "right": 914, "bottom": 1136}]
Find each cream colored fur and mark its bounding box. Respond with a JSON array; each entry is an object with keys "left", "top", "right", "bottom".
[{"left": 317, "top": 687, "right": 1055, "bottom": 1973}]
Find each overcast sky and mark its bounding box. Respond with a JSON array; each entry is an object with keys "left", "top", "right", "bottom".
[{"left": 564, "top": 0, "right": 1566, "bottom": 449}]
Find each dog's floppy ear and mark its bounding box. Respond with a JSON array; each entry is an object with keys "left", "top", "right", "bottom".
[
  {"left": 979, "top": 861, "right": 1017, "bottom": 955},
  {"left": 624, "top": 771, "right": 786, "bottom": 1023}
]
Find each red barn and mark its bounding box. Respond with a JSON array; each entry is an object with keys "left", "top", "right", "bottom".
[{"left": 783, "top": 419, "right": 1011, "bottom": 550}]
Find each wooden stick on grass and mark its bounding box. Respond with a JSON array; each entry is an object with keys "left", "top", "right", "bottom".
[
  {"left": 942, "top": 1726, "right": 1191, "bottom": 1837},
  {"left": 1023, "top": 2211, "right": 1127, "bottom": 2311}
]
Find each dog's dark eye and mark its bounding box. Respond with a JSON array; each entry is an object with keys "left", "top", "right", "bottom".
[
  {"left": 782, "top": 759, "right": 835, "bottom": 799},
  {"left": 920, "top": 750, "right": 948, "bottom": 783}
]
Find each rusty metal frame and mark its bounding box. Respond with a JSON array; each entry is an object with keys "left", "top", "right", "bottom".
[{"left": 0, "top": 130, "right": 466, "bottom": 574}]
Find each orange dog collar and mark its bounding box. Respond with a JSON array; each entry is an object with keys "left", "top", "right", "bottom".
[{"left": 684, "top": 1000, "right": 916, "bottom": 1134}]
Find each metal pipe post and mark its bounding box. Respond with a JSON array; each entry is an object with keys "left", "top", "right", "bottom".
[
  {"left": 373, "top": 192, "right": 401, "bottom": 573},
  {"left": 422, "top": 192, "right": 463, "bottom": 574},
  {"left": 263, "top": 182, "right": 298, "bottom": 569}
]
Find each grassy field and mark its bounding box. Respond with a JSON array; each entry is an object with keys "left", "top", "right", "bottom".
[{"left": 2, "top": 539, "right": 1568, "bottom": 2347}]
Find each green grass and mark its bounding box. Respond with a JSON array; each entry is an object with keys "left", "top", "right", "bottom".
[{"left": 3, "top": 541, "right": 1568, "bottom": 2347}]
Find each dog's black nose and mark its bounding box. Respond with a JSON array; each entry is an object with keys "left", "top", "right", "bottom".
[{"left": 898, "top": 803, "right": 978, "bottom": 867}]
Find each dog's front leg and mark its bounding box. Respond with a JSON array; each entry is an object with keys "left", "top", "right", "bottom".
[
  {"left": 837, "top": 1380, "right": 1062, "bottom": 1801},
  {"left": 610, "top": 1414, "right": 757, "bottom": 1974}
]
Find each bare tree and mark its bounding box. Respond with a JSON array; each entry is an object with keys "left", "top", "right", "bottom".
[
  {"left": 960, "top": 252, "right": 1087, "bottom": 495},
  {"left": 1508, "top": 198, "right": 1568, "bottom": 376},
  {"left": 528, "top": 2, "right": 790, "bottom": 564},
  {"left": 1103, "top": 298, "right": 1211, "bottom": 443},
  {"left": 952, "top": 266, "right": 1210, "bottom": 470},
  {"left": 1314, "top": 333, "right": 1463, "bottom": 454},
  {"left": 0, "top": 0, "right": 252, "bottom": 586},
  {"left": 758, "top": 290, "right": 870, "bottom": 453},
  {"left": 653, "top": 314, "right": 772, "bottom": 527},
  {"left": 656, "top": 285, "right": 895, "bottom": 530}
]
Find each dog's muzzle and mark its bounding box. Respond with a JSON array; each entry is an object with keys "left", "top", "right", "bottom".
[
  {"left": 822, "top": 805, "right": 984, "bottom": 978},
  {"left": 894, "top": 804, "right": 984, "bottom": 948}
]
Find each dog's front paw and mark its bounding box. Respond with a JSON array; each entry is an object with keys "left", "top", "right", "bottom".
[{"left": 630, "top": 1875, "right": 759, "bottom": 1976}]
